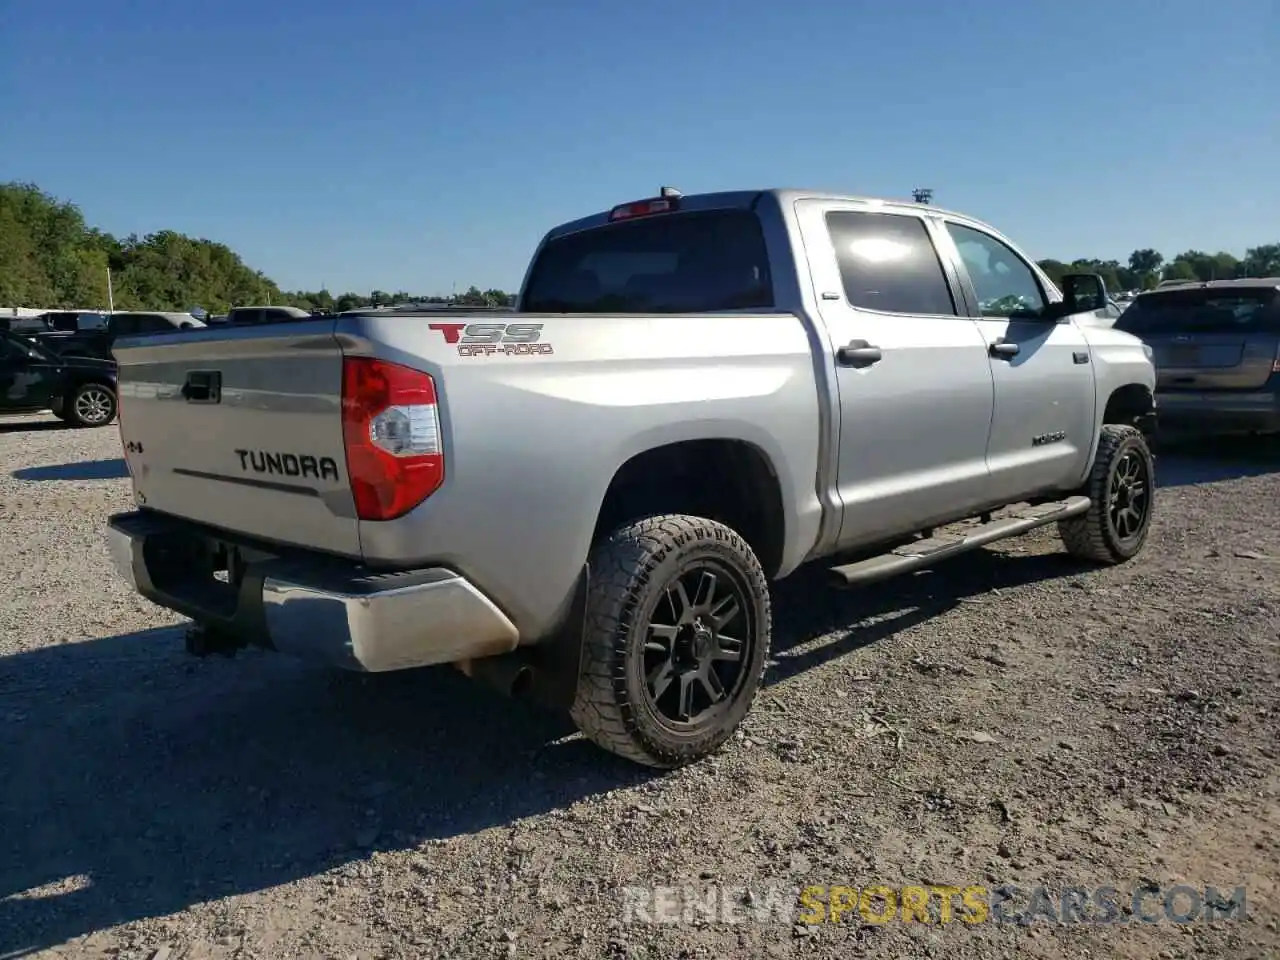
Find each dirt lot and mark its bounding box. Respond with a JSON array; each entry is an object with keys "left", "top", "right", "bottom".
[{"left": 0, "top": 412, "right": 1277, "bottom": 959}]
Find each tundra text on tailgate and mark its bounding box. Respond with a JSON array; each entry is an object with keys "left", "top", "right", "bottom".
[{"left": 107, "top": 188, "right": 1158, "bottom": 768}]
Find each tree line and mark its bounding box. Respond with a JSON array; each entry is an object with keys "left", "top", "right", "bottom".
[
  {"left": 1037, "top": 246, "right": 1280, "bottom": 294},
  {"left": 4, "top": 181, "right": 1278, "bottom": 316}
]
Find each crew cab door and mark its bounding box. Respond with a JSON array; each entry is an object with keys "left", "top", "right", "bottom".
[
  {"left": 794, "top": 200, "right": 996, "bottom": 548},
  {"left": 934, "top": 220, "right": 1095, "bottom": 502}
]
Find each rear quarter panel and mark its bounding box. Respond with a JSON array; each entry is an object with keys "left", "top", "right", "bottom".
[{"left": 341, "top": 311, "right": 824, "bottom": 640}]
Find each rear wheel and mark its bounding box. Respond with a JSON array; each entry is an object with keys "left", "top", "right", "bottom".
[
  {"left": 570, "top": 514, "right": 771, "bottom": 768},
  {"left": 66, "top": 382, "right": 117, "bottom": 428},
  {"left": 1058, "top": 424, "right": 1154, "bottom": 563}
]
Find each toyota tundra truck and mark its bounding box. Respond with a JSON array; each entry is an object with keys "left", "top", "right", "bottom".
[{"left": 106, "top": 188, "right": 1158, "bottom": 768}]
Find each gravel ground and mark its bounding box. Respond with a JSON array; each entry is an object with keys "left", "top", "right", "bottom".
[{"left": 0, "top": 411, "right": 1277, "bottom": 959}]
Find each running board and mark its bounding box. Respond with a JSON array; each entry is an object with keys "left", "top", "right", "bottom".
[{"left": 829, "top": 496, "right": 1092, "bottom": 588}]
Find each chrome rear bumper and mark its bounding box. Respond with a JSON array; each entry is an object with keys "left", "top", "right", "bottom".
[{"left": 107, "top": 510, "right": 519, "bottom": 671}]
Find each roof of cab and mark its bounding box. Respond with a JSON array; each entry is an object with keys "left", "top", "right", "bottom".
[
  {"left": 541, "top": 188, "right": 980, "bottom": 242},
  {"left": 1139, "top": 277, "right": 1280, "bottom": 296}
]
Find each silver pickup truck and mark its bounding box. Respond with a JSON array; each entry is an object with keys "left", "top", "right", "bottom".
[{"left": 107, "top": 188, "right": 1158, "bottom": 768}]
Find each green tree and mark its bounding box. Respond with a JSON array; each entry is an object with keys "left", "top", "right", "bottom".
[
  {"left": 1128, "top": 248, "right": 1164, "bottom": 285},
  {"left": 1241, "top": 244, "right": 1280, "bottom": 278},
  {"left": 1036, "top": 259, "right": 1067, "bottom": 286},
  {"left": 1162, "top": 259, "right": 1197, "bottom": 282},
  {"left": 1172, "top": 250, "right": 1240, "bottom": 282},
  {"left": 335, "top": 292, "right": 367, "bottom": 312}
]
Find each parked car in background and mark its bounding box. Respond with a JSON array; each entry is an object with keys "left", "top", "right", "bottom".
[
  {"left": 223, "top": 305, "right": 313, "bottom": 326},
  {"left": 31, "top": 310, "right": 204, "bottom": 361},
  {"left": 35, "top": 310, "right": 111, "bottom": 334},
  {"left": 0, "top": 314, "right": 52, "bottom": 335},
  {"left": 0, "top": 328, "right": 119, "bottom": 426},
  {"left": 1079, "top": 297, "right": 1127, "bottom": 326},
  {"left": 1114, "top": 278, "right": 1280, "bottom": 436}
]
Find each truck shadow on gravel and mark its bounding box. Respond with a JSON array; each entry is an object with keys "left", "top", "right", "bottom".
[
  {"left": 0, "top": 418, "right": 74, "bottom": 434},
  {"left": 0, "top": 547, "right": 1117, "bottom": 954},
  {"left": 1154, "top": 434, "right": 1280, "bottom": 488},
  {"left": 11, "top": 458, "right": 129, "bottom": 481}
]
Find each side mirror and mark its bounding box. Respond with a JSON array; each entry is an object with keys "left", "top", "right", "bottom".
[{"left": 1061, "top": 273, "right": 1107, "bottom": 314}]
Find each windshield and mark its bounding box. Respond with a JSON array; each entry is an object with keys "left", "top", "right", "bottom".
[
  {"left": 522, "top": 209, "right": 774, "bottom": 313},
  {"left": 1115, "top": 289, "right": 1279, "bottom": 335}
]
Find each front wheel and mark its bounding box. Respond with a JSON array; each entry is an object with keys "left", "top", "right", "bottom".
[
  {"left": 570, "top": 514, "right": 772, "bottom": 768},
  {"left": 66, "top": 382, "right": 117, "bottom": 428},
  {"left": 1058, "top": 424, "right": 1154, "bottom": 563}
]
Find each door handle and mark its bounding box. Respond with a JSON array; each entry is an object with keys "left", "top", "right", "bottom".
[
  {"left": 181, "top": 370, "right": 222, "bottom": 403},
  {"left": 837, "top": 340, "right": 883, "bottom": 367},
  {"left": 989, "top": 340, "right": 1019, "bottom": 359}
]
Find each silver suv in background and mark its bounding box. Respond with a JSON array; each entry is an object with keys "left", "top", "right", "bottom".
[
  {"left": 223, "top": 305, "right": 314, "bottom": 326},
  {"left": 1114, "top": 278, "right": 1280, "bottom": 436}
]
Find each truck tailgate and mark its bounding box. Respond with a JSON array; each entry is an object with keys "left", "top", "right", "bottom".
[{"left": 113, "top": 321, "right": 360, "bottom": 556}]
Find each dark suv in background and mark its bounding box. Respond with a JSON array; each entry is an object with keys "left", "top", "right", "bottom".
[
  {"left": 1115, "top": 278, "right": 1280, "bottom": 436},
  {"left": 218, "top": 305, "right": 313, "bottom": 326},
  {"left": 0, "top": 329, "right": 119, "bottom": 427},
  {"left": 31, "top": 310, "right": 203, "bottom": 361}
]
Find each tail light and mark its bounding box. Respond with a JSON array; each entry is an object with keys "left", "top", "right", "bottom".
[
  {"left": 341, "top": 356, "right": 444, "bottom": 521},
  {"left": 608, "top": 196, "right": 680, "bottom": 221}
]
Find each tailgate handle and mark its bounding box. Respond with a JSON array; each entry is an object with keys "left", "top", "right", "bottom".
[{"left": 181, "top": 370, "right": 222, "bottom": 404}]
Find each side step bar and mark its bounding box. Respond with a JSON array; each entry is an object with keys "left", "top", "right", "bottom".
[{"left": 829, "top": 496, "right": 1092, "bottom": 588}]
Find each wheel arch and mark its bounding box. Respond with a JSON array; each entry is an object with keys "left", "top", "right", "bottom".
[
  {"left": 591, "top": 437, "right": 787, "bottom": 579},
  {"left": 1103, "top": 382, "right": 1156, "bottom": 437}
]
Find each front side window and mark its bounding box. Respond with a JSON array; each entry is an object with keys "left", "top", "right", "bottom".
[
  {"left": 946, "top": 223, "right": 1047, "bottom": 318},
  {"left": 825, "top": 211, "right": 957, "bottom": 316}
]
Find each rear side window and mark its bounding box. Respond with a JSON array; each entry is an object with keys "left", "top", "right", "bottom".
[
  {"left": 133, "top": 314, "right": 173, "bottom": 333},
  {"left": 1116, "top": 290, "right": 1280, "bottom": 334},
  {"left": 111, "top": 314, "right": 139, "bottom": 335},
  {"left": 826, "top": 211, "right": 957, "bottom": 316},
  {"left": 522, "top": 210, "right": 774, "bottom": 313}
]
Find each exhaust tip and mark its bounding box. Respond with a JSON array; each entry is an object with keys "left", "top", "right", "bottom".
[{"left": 463, "top": 655, "right": 536, "bottom": 700}]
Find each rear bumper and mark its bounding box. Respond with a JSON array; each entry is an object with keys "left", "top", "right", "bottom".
[
  {"left": 106, "top": 510, "right": 519, "bottom": 671},
  {"left": 1154, "top": 389, "right": 1280, "bottom": 435}
]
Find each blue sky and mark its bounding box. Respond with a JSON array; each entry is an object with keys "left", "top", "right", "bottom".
[{"left": 3, "top": 0, "right": 1277, "bottom": 294}]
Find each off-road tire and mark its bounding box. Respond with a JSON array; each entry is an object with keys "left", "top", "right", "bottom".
[
  {"left": 65, "top": 382, "right": 117, "bottom": 428},
  {"left": 1058, "top": 424, "right": 1154, "bottom": 564},
  {"left": 569, "top": 514, "right": 771, "bottom": 768}
]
